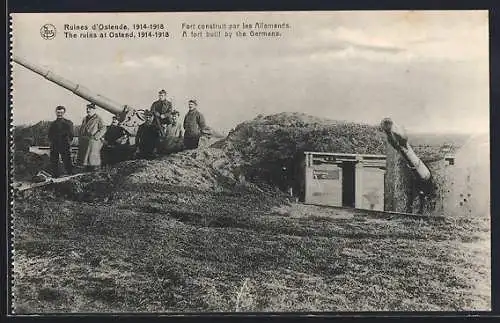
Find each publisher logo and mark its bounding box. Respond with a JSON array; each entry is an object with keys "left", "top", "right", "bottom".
[{"left": 40, "top": 24, "right": 56, "bottom": 40}]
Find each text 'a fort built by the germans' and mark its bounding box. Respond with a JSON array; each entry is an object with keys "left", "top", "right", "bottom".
[{"left": 181, "top": 22, "right": 291, "bottom": 39}]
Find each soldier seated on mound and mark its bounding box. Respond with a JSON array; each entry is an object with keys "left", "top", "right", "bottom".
[
  {"left": 150, "top": 89, "right": 175, "bottom": 136},
  {"left": 158, "top": 110, "right": 184, "bottom": 155},
  {"left": 102, "top": 116, "right": 130, "bottom": 166},
  {"left": 136, "top": 110, "right": 160, "bottom": 160}
]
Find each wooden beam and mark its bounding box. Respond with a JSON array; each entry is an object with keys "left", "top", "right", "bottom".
[{"left": 13, "top": 172, "right": 91, "bottom": 192}]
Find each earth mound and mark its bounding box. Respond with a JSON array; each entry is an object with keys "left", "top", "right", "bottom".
[
  {"left": 14, "top": 113, "right": 387, "bottom": 192},
  {"left": 216, "top": 112, "right": 386, "bottom": 188}
]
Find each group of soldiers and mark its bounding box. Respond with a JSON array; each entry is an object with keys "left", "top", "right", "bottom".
[{"left": 47, "top": 89, "right": 207, "bottom": 177}]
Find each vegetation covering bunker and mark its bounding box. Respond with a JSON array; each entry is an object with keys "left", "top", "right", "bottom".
[{"left": 14, "top": 112, "right": 481, "bottom": 218}]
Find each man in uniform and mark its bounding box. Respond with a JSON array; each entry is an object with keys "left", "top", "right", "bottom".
[
  {"left": 102, "top": 116, "right": 130, "bottom": 165},
  {"left": 136, "top": 110, "right": 160, "bottom": 160},
  {"left": 150, "top": 89, "right": 174, "bottom": 136},
  {"left": 48, "top": 105, "right": 74, "bottom": 177},
  {"left": 77, "top": 103, "right": 107, "bottom": 171},
  {"left": 183, "top": 99, "right": 207, "bottom": 150}
]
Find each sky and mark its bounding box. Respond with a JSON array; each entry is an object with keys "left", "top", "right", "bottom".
[{"left": 11, "top": 11, "right": 489, "bottom": 134}]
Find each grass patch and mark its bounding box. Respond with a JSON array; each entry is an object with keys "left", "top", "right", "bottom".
[{"left": 12, "top": 178, "right": 490, "bottom": 312}]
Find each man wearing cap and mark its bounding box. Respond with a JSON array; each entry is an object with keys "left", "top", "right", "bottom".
[
  {"left": 160, "top": 110, "right": 184, "bottom": 154},
  {"left": 48, "top": 105, "right": 74, "bottom": 177},
  {"left": 102, "top": 116, "right": 130, "bottom": 165},
  {"left": 150, "top": 89, "right": 174, "bottom": 135},
  {"left": 77, "top": 103, "right": 107, "bottom": 171},
  {"left": 136, "top": 110, "right": 160, "bottom": 159},
  {"left": 183, "top": 99, "right": 207, "bottom": 150}
]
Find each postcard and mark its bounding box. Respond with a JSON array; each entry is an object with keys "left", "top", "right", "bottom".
[{"left": 9, "top": 11, "right": 490, "bottom": 313}]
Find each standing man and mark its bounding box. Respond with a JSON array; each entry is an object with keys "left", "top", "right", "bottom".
[
  {"left": 183, "top": 99, "right": 207, "bottom": 150},
  {"left": 78, "top": 103, "right": 107, "bottom": 171},
  {"left": 136, "top": 110, "right": 160, "bottom": 159},
  {"left": 47, "top": 105, "right": 74, "bottom": 177},
  {"left": 150, "top": 89, "right": 174, "bottom": 136},
  {"left": 102, "top": 116, "right": 130, "bottom": 165}
]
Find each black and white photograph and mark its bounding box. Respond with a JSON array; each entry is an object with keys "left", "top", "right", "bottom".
[{"left": 10, "top": 11, "right": 490, "bottom": 313}]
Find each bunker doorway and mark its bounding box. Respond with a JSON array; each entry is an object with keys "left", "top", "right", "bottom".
[{"left": 342, "top": 162, "right": 356, "bottom": 207}]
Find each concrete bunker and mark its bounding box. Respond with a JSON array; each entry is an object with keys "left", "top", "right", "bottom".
[{"left": 298, "top": 152, "right": 386, "bottom": 211}]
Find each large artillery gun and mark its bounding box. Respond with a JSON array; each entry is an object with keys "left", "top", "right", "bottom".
[
  {"left": 380, "top": 117, "right": 436, "bottom": 197},
  {"left": 13, "top": 56, "right": 169, "bottom": 146},
  {"left": 379, "top": 117, "right": 490, "bottom": 218},
  {"left": 380, "top": 117, "right": 439, "bottom": 215}
]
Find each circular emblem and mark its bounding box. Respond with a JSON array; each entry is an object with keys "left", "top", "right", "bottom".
[{"left": 40, "top": 24, "right": 56, "bottom": 40}]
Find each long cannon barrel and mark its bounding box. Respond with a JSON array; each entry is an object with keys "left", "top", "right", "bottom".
[
  {"left": 13, "top": 55, "right": 124, "bottom": 115},
  {"left": 380, "top": 118, "right": 431, "bottom": 182}
]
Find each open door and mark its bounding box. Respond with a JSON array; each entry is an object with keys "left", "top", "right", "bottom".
[{"left": 342, "top": 162, "right": 356, "bottom": 207}]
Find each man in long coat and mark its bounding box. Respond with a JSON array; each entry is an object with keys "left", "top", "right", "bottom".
[
  {"left": 48, "top": 105, "right": 74, "bottom": 177},
  {"left": 183, "top": 99, "right": 207, "bottom": 150},
  {"left": 78, "top": 103, "right": 107, "bottom": 171}
]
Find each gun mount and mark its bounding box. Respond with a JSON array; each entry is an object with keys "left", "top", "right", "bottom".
[{"left": 13, "top": 56, "right": 145, "bottom": 137}]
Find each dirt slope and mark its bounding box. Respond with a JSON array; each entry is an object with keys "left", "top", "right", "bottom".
[{"left": 12, "top": 144, "right": 490, "bottom": 312}]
